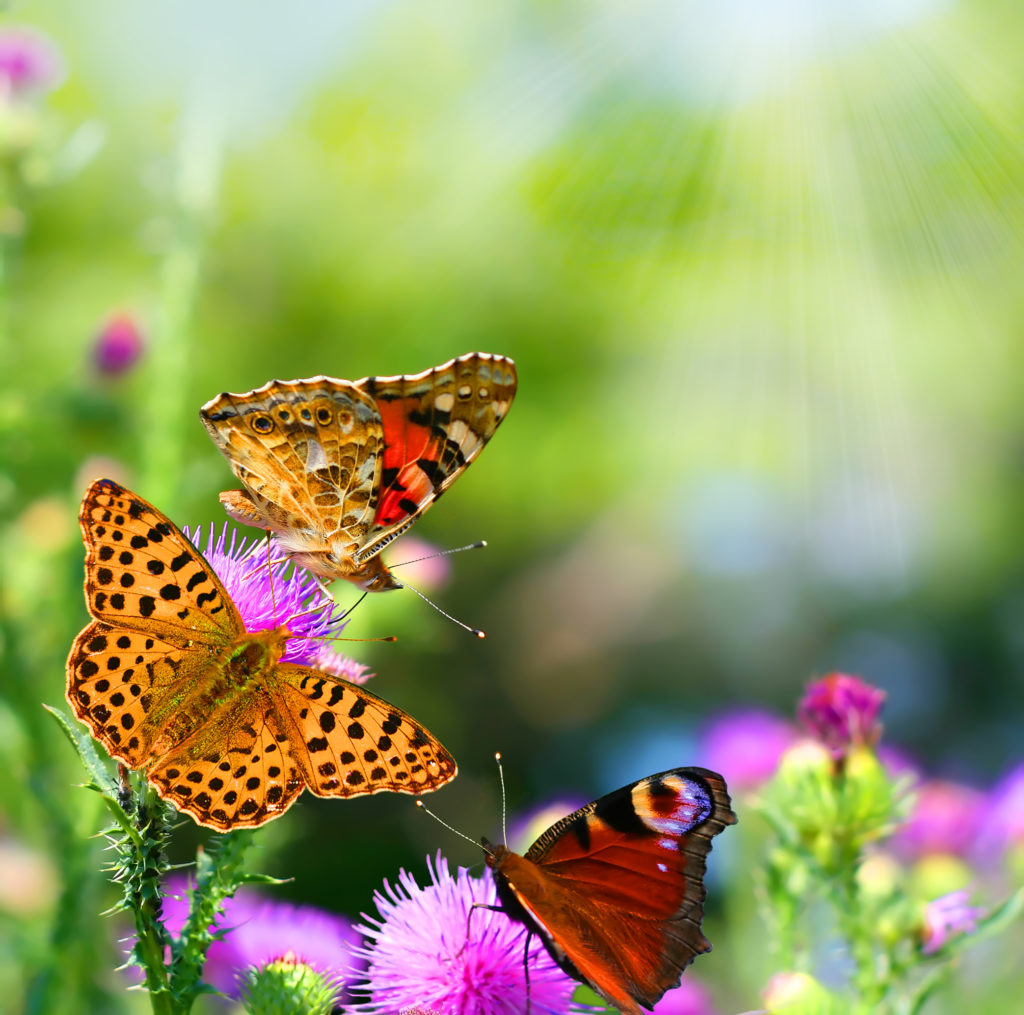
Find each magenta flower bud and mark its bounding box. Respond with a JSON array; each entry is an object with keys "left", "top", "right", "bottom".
[
  {"left": 0, "top": 27, "right": 62, "bottom": 97},
  {"left": 920, "top": 890, "right": 982, "bottom": 954},
  {"left": 93, "top": 313, "right": 144, "bottom": 375},
  {"left": 797, "top": 672, "right": 885, "bottom": 756}
]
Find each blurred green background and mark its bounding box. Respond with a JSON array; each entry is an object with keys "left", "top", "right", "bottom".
[{"left": 2, "top": 0, "right": 1022, "bottom": 1011}]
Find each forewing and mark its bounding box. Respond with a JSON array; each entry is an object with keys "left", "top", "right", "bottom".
[
  {"left": 272, "top": 665, "right": 457, "bottom": 797},
  {"left": 147, "top": 687, "right": 305, "bottom": 831},
  {"left": 66, "top": 621, "right": 205, "bottom": 768},
  {"left": 78, "top": 479, "right": 242, "bottom": 647},
  {"left": 200, "top": 379, "right": 385, "bottom": 561},
  {"left": 524, "top": 767, "right": 736, "bottom": 1010},
  {"left": 355, "top": 352, "right": 516, "bottom": 559}
]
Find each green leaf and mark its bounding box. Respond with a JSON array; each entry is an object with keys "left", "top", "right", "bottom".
[{"left": 43, "top": 703, "right": 118, "bottom": 795}]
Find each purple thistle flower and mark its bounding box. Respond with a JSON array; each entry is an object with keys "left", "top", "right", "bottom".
[
  {"left": 920, "top": 889, "right": 983, "bottom": 955},
  {"left": 159, "top": 876, "right": 361, "bottom": 999},
  {"left": 93, "top": 313, "right": 144, "bottom": 375},
  {"left": 798, "top": 672, "right": 885, "bottom": 757},
  {"left": 0, "top": 27, "right": 62, "bottom": 98},
  {"left": 309, "top": 644, "right": 375, "bottom": 685},
  {"left": 891, "top": 779, "right": 985, "bottom": 860},
  {"left": 185, "top": 523, "right": 348, "bottom": 665},
  {"left": 350, "top": 852, "right": 584, "bottom": 1015},
  {"left": 697, "top": 708, "right": 798, "bottom": 791}
]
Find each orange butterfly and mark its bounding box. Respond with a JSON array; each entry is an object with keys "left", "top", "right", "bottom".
[
  {"left": 484, "top": 768, "right": 735, "bottom": 1015},
  {"left": 66, "top": 479, "right": 457, "bottom": 830},
  {"left": 199, "top": 352, "right": 517, "bottom": 591}
]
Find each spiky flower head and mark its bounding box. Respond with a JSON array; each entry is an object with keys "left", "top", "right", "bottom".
[
  {"left": 309, "top": 644, "right": 375, "bottom": 685},
  {"left": 184, "top": 523, "right": 348, "bottom": 666},
  {"left": 241, "top": 954, "right": 339, "bottom": 1015},
  {"left": 350, "top": 852, "right": 584, "bottom": 1015},
  {"left": 94, "top": 312, "right": 144, "bottom": 375},
  {"left": 798, "top": 672, "right": 885, "bottom": 757}
]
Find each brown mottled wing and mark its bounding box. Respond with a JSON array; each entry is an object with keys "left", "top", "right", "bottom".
[
  {"left": 272, "top": 665, "right": 457, "bottom": 797},
  {"left": 75, "top": 478, "right": 242, "bottom": 647},
  {"left": 146, "top": 686, "right": 305, "bottom": 830},
  {"left": 199, "top": 378, "right": 385, "bottom": 565},
  {"left": 356, "top": 352, "right": 517, "bottom": 560},
  {"left": 508, "top": 768, "right": 735, "bottom": 1014}
]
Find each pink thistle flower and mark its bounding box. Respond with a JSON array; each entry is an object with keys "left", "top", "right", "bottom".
[
  {"left": 93, "top": 313, "right": 144, "bottom": 375},
  {"left": 798, "top": 673, "right": 885, "bottom": 757},
  {"left": 697, "top": 709, "right": 799, "bottom": 791},
  {"left": 159, "top": 877, "right": 361, "bottom": 999},
  {"left": 0, "top": 27, "right": 62, "bottom": 98},
  {"left": 920, "top": 890, "right": 983, "bottom": 955},
  {"left": 974, "top": 761, "right": 1024, "bottom": 862},
  {"left": 309, "top": 644, "right": 375, "bottom": 685},
  {"left": 184, "top": 523, "right": 348, "bottom": 665},
  {"left": 891, "top": 779, "right": 985, "bottom": 860},
  {"left": 350, "top": 852, "right": 584, "bottom": 1015}
]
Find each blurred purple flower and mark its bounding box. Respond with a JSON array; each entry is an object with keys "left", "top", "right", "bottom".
[
  {"left": 798, "top": 673, "right": 885, "bottom": 757},
  {"left": 892, "top": 780, "right": 985, "bottom": 860},
  {"left": 877, "top": 744, "right": 920, "bottom": 784},
  {"left": 93, "top": 313, "right": 144, "bottom": 375},
  {"left": 185, "top": 523, "right": 347, "bottom": 665},
  {"left": 350, "top": 852, "right": 582, "bottom": 1015},
  {"left": 160, "top": 877, "right": 360, "bottom": 998},
  {"left": 920, "top": 889, "right": 982, "bottom": 954},
  {"left": 651, "top": 977, "right": 719, "bottom": 1014},
  {"left": 697, "top": 709, "right": 798, "bottom": 790},
  {"left": 310, "top": 644, "right": 375, "bottom": 685},
  {"left": 0, "top": 27, "right": 62, "bottom": 97},
  {"left": 506, "top": 797, "right": 586, "bottom": 855},
  {"left": 388, "top": 535, "right": 452, "bottom": 591},
  {"left": 975, "top": 761, "right": 1024, "bottom": 860}
]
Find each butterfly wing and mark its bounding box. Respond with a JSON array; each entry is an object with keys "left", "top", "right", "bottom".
[
  {"left": 271, "top": 664, "right": 458, "bottom": 797},
  {"left": 75, "top": 478, "right": 243, "bottom": 646},
  {"left": 199, "top": 378, "right": 385, "bottom": 567},
  {"left": 354, "top": 352, "right": 517, "bottom": 561},
  {"left": 493, "top": 767, "right": 735, "bottom": 1014}
]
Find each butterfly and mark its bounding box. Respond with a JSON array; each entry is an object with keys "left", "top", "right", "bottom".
[
  {"left": 199, "top": 352, "right": 517, "bottom": 592},
  {"left": 483, "top": 767, "right": 735, "bottom": 1015},
  {"left": 66, "top": 479, "right": 458, "bottom": 830}
]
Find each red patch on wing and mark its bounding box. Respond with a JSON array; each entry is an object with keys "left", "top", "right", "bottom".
[{"left": 374, "top": 396, "right": 440, "bottom": 526}]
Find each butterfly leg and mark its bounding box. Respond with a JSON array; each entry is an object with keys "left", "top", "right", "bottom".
[{"left": 522, "top": 927, "right": 534, "bottom": 1015}]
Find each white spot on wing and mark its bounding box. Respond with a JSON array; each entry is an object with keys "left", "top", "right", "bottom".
[
  {"left": 305, "top": 439, "right": 329, "bottom": 473},
  {"left": 435, "top": 392, "right": 455, "bottom": 412}
]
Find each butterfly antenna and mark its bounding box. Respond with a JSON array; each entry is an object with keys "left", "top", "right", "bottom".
[
  {"left": 264, "top": 531, "right": 279, "bottom": 623},
  {"left": 495, "top": 752, "right": 508, "bottom": 846},
  {"left": 390, "top": 540, "right": 488, "bottom": 568},
  {"left": 394, "top": 578, "right": 486, "bottom": 639},
  {"left": 416, "top": 800, "right": 494, "bottom": 857}
]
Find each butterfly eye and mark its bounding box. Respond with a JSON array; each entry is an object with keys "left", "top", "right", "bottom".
[
  {"left": 252, "top": 415, "right": 273, "bottom": 434},
  {"left": 317, "top": 407, "right": 333, "bottom": 425},
  {"left": 457, "top": 384, "right": 472, "bottom": 400}
]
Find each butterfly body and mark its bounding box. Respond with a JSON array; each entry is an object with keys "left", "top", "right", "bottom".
[
  {"left": 483, "top": 767, "right": 735, "bottom": 1015},
  {"left": 200, "top": 352, "right": 517, "bottom": 589},
  {"left": 66, "top": 479, "right": 458, "bottom": 830}
]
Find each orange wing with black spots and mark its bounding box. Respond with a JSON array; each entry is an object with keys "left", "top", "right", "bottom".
[
  {"left": 66, "top": 479, "right": 457, "bottom": 830},
  {"left": 199, "top": 352, "right": 516, "bottom": 590},
  {"left": 483, "top": 768, "right": 735, "bottom": 1015}
]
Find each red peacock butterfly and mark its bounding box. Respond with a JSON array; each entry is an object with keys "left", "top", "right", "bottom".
[{"left": 482, "top": 766, "right": 736, "bottom": 1014}]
